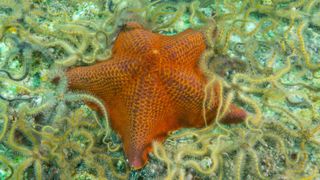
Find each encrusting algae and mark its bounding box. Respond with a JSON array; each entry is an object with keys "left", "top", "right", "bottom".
[{"left": 0, "top": 0, "right": 320, "bottom": 179}]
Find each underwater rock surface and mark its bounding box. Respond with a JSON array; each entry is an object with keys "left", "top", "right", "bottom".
[{"left": 0, "top": 0, "right": 319, "bottom": 179}]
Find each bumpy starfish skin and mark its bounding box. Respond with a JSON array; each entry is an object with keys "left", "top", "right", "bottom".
[{"left": 66, "top": 22, "right": 246, "bottom": 169}]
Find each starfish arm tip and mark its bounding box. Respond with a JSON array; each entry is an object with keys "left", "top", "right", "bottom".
[{"left": 220, "top": 104, "right": 247, "bottom": 124}]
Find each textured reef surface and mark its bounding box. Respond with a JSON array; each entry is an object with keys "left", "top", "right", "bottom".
[{"left": 0, "top": 0, "right": 320, "bottom": 179}]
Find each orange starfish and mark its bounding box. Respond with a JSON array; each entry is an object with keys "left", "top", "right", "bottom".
[{"left": 66, "top": 22, "right": 246, "bottom": 169}]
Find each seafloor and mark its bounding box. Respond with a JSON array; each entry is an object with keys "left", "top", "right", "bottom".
[{"left": 0, "top": 0, "right": 320, "bottom": 179}]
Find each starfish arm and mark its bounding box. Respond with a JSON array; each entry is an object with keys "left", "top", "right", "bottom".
[
  {"left": 121, "top": 74, "right": 177, "bottom": 169},
  {"left": 220, "top": 104, "right": 247, "bottom": 124},
  {"left": 160, "top": 30, "right": 206, "bottom": 66},
  {"left": 113, "top": 25, "right": 159, "bottom": 58},
  {"left": 160, "top": 66, "right": 246, "bottom": 125},
  {"left": 160, "top": 66, "right": 207, "bottom": 117},
  {"left": 66, "top": 58, "right": 140, "bottom": 98}
]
